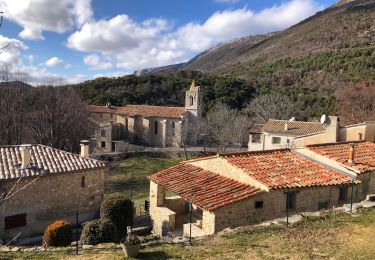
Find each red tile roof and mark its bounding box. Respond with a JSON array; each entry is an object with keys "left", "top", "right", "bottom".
[
  {"left": 260, "top": 119, "right": 326, "bottom": 135},
  {"left": 0, "top": 144, "right": 107, "bottom": 180},
  {"left": 87, "top": 105, "right": 121, "bottom": 114},
  {"left": 148, "top": 163, "right": 263, "bottom": 211},
  {"left": 308, "top": 141, "right": 375, "bottom": 172},
  {"left": 88, "top": 104, "right": 187, "bottom": 118},
  {"left": 222, "top": 149, "right": 353, "bottom": 189},
  {"left": 118, "top": 105, "right": 187, "bottom": 118}
]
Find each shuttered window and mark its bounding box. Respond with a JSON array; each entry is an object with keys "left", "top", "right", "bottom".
[{"left": 5, "top": 213, "right": 27, "bottom": 229}]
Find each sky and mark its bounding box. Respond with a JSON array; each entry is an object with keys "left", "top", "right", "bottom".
[{"left": 0, "top": 0, "right": 336, "bottom": 85}]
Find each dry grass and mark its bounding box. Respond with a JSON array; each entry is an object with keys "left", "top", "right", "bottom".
[{"left": 5, "top": 209, "right": 375, "bottom": 259}]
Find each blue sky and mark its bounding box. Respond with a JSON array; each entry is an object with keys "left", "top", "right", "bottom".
[{"left": 0, "top": 0, "right": 336, "bottom": 84}]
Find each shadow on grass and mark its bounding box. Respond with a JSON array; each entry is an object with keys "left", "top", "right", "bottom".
[{"left": 137, "top": 251, "right": 169, "bottom": 260}]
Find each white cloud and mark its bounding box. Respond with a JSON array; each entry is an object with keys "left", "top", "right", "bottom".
[
  {"left": 0, "top": 0, "right": 93, "bottom": 40},
  {"left": 215, "top": 0, "right": 240, "bottom": 4},
  {"left": 67, "top": 0, "right": 323, "bottom": 71},
  {"left": 0, "top": 35, "right": 28, "bottom": 65},
  {"left": 84, "top": 54, "right": 112, "bottom": 70},
  {"left": 45, "top": 56, "right": 71, "bottom": 68},
  {"left": 45, "top": 57, "right": 64, "bottom": 67}
]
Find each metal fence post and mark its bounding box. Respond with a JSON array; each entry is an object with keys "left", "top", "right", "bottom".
[
  {"left": 350, "top": 180, "right": 354, "bottom": 213},
  {"left": 76, "top": 210, "right": 79, "bottom": 255}
]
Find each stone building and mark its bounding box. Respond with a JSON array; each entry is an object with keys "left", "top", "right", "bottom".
[
  {"left": 88, "top": 80, "right": 203, "bottom": 153},
  {"left": 296, "top": 141, "right": 375, "bottom": 202},
  {"left": 148, "top": 149, "right": 355, "bottom": 237},
  {"left": 0, "top": 143, "right": 107, "bottom": 241},
  {"left": 248, "top": 116, "right": 375, "bottom": 151}
]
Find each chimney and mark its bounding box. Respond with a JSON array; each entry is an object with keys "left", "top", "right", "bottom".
[
  {"left": 106, "top": 102, "right": 111, "bottom": 108},
  {"left": 289, "top": 117, "right": 296, "bottom": 121},
  {"left": 20, "top": 144, "right": 31, "bottom": 168},
  {"left": 284, "top": 123, "right": 288, "bottom": 131},
  {"left": 80, "top": 140, "right": 90, "bottom": 158},
  {"left": 348, "top": 143, "right": 355, "bottom": 165}
]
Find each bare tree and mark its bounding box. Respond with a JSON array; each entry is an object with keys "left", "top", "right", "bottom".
[
  {"left": 200, "top": 103, "right": 252, "bottom": 152},
  {"left": 335, "top": 81, "right": 375, "bottom": 124},
  {"left": 27, "top": 86, "right": 93, "bottom": 152},
  {"left": 245, "top": 93, "right": 297, "bottom": 123}
]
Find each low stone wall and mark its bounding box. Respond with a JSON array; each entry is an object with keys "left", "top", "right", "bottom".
[{"left": 0, "top": 169, "right": 105, "bottom": 241}]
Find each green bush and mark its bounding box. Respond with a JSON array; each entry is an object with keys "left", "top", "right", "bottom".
[
  {"left": 100, "top": 194, "right": 134, "bottom": 238},
  {"left": 43, "top": 220, "right": 72, "bottom": 247},
  {"left": 80, "top": 219, "right": 118, "bottom": 245}
]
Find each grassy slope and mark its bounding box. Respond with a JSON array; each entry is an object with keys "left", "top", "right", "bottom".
[
  {"left": 104, "top": 156, "right": 181, "bottom": 210},
  {"left": 4, "top": 209, "right": 375, "bottom": 259}
]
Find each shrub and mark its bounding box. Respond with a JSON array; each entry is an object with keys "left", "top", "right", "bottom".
[
  {"left": 100, "top": 194, "right": 134, "bottom": 238},
  {"left": 43, "top": 220, "right": 72, "bottom": 247},
  {"left": 80, "top": 219, "right": 118, "bottom": 245}
]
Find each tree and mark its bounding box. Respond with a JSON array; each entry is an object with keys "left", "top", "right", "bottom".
[
  {"left": 26, "top": 86, "right": 93, "bottom": 152},
  {"left": 335, "top": 81, "right": 375, "bottom": 124},
  {"left": 200, "top": 103, "right": 252, "bottom": 152},
  {"left": 245, "top": 93, "right": 297, "bottom": 123}
]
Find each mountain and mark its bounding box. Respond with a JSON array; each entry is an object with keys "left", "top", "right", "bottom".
[{"left": 140, "top": 0, "right": 375, "bottom": 92}]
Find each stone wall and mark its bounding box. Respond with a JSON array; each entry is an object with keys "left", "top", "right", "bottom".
[
  {"left": 210, "top": 186, "right": 350, "bottom": 234},
  {"left": 0, "top": 169, "right": 105, "bottom": 240}
]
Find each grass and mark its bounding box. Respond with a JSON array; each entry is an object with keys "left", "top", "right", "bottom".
[
  {"left": 104, "top": 156, "right": 181, "bottom": 210},
  {"left": 5, "top": 208, "right": 375, "bottom": 259}
]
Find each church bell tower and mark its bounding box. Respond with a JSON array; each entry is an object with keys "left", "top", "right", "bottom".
[{"left": 185, "top": 80, "right": 203, "bottom": 118}]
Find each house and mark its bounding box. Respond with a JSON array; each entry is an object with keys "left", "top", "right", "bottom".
[
  {"left": 88, "top": 80, "right": 203, "bottom": 153},
  {"left": 0, "top": 142, "right": 107, "bottom": 241},
  {"left": 296, "top": 141, "right": 375, "bottom": 202},
  {"left": 148, "top": 149, "right": 355, "bottom": 237},
  {"left": 248, "top": 116, "right": 375, "bottom": 151}
]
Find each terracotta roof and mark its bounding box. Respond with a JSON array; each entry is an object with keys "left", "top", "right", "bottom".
[
  {"left": 308, "top": 141, "right": 375, "bottom": 172},
  {"left": 88, "top": 105, "right": 121, "bottom": 114},
  {"left": 88, "top": 104, "right": 187, "bottom": 118},
  {"left": 222, "top": 149, "right": 353, "bottom": 189},
  {"left": 148, "top": 163, "right": 263, "bottom": 211},
  {"left": 249, "top": 124, "right": 264, "bottom": 134},
  {"left": 260, "top": 119, "right": 326, "bottom": 135},
  {"left": 0, "top": 145, "right": 106, "bottom": 181}
]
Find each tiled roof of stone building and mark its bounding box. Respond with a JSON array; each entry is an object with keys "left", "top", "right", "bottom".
[
  {"left": 307, "top": 141, "right": 375, "bottom": 172},
  {"left": 259, "top": 119, "right": 326, "bottom": 135},
  {"left": 148, "top": 163, "right": 263, "bottom": 211},
  {"left": 0, "top": 145, "right": 106, "bottom": 181},
  {"left": 87, "top": 105, "right": 121, "bottom": 114},
  {"left": 118, "top": 105, "right": 187, "bottom": 118},
  {"left": 222, "top": 149, "right": 354, "bottom": 189},
  {"left": 88, "top": 104, "right": 187, "bottom": 118}
]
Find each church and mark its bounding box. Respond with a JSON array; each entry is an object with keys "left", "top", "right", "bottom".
[{"left": 88, "top": 80, "right": 203, "bottom": 153}]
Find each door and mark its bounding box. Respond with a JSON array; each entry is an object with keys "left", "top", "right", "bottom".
[{"left": 111, "top": 142, "right": 116, "bottom": 152}]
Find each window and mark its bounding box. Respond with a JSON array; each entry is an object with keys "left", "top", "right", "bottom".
[
  {"left": 318, "top": 202, "right": 329, "bottom": 210},
  {"left": 251, "top": 134, "right": 261, "bottom": 143},
  {"left": 101, "top": 141, "right": 106, "bottom": 148},
  {"left": 339, "top": 187, "right": 348, "bottom": 201},
  {"left": 255, "top": 201, "right": 264, "bottom": 209},
  {"left": 110, "top": 113, "right": 113, "bottom": 118},
  {"left": 189, "top": 96, "right": 194, "bottom": 106},
  {"left": 171, "top": 122, "right": 175, "bottom": 136},
  {"left": 99, "top": 113, "right": 103, "bottom": 118},
  {"left": 81, "top": 176, "right": 85, "bottom": 188},
  {"left": 100, "top": 129, "right": 106, "bottom": 137},
  {"left": 272, "top": 137, "right": 282, "bottom": 144},
  {"left": 362, "top": 180, "right": 369, "bottom": 194},
  {"left": 5, "top": 213, "right": 27, "bottom": 229},
  {"left": 286, "top": 191, "right": 296, "bottom": 209},
  {"left": 125, "top": 118, "right": 129, "bottom": 132},
  {"left": 154, "top": 121, "right": 158, "bottom": 135}
]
